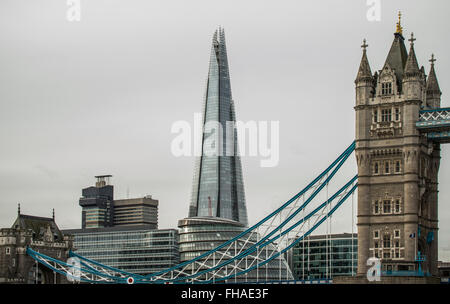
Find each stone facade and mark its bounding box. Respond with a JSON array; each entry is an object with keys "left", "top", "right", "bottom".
[
  {"left": 354, "top": 23, "right": 441, "bottom": 278},
  {"left": 0, "top": 210, "right": 73, "bottom": 284}
]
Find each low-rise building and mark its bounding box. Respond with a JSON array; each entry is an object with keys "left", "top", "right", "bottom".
[
  {"left": 0, "top": 207, "right": 73, "bottom": 284},
  {"left": 288, "top": 233, "right": 357, "bottom": 280},
  {"left": 62, "top": 225, "right": 178, "bottom": 275}
]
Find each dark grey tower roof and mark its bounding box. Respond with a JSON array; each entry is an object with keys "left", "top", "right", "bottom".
[
  {"left": 404, "top": 33, "right": 421, "bottom": 78},
  {"left": 427, "top": 54, "right": 441, "bottom": 95},
  {"left": 355, "top": 39, "right": 373, "bottom": 83},
  {"left": 189, "top": 28, "right": 248, "bottom": 227},
  {"left": 383, "top": 32, "right": 408, "bottom": 86}
]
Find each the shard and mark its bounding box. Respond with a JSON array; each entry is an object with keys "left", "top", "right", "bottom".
[{"left": 188, "top": 28, "right": 248, "bottom": 227}]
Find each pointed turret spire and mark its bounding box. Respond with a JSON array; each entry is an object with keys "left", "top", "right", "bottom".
[
  {"left": 355, "top": 39, "right": 373, "bottom": 83},
  {"left": 384, "top": 14, "right": 408, "bottom": 85},
  {"left": 427, "top": 54, "right": 441, "bottom": 94},
  {"left": 404, "top": 32, "right": 421, "bottom": 77}
]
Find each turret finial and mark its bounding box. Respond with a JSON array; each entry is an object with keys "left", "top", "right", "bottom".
[
  {"left": 396, "top": 11, "right": 403, "bottom": 35},
  {"left": 409, "top": 32, "right": 416, "bottom": 46},
  {"left": 52, "top": 208, "right": 55, "bottom": 220},
  {"left": 361, "top": 39, "right": 368, "bottom": 51},
  {"left": 18, "top": 203, "right": 20, "bottom": 215},
  {"left": 429, "top": 54, "right": 436, "bottom": 66}
]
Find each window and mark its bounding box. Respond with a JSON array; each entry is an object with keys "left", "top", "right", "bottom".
[
  {"left": 394, "top": 230, "right": 400, "bottom": 238},
  {"left": 395, "top": 241, "right": 400, "bottom": 248},
  {"left": 374, "top": 162, "right": 379, "bottom": 174},
  {"left": 374, "top": 201, "right": 380, "bottom": 214},
  {"left": 385, "top": 161, "right": 390, "bottom": 174},
  {"left": 374, "top": 230, "right": 379, "bottom": 239},
  {"left": 375, "top": 251, "right": 379, "bottom": 258},
  {"left": 383, "top": 235, "right": 391, "bottom": 248},
  {"left": 375, "top": 241, "right": 379, "bottom": 249},
  {"left": 381, "top": 82, "right": 393, "bottom": 95},
  {"left": 383, "top": 200, "right": 391, "bottom": 214},
  {"left": 394, "top": 200, "right": 401, "bottom": 213},
  {"left": 373, "top": 110, "right": 378, "bottom": 123},
  {"left": 395, "top": 251, "right": 400, "bottom": 258},
  {"left": 383, "top": 252, "right": 391, "bottom": 259},
  {"left": 395, "top": 160, "right": 401, "bottom": 173},
  {"left": 381, "top": 109, "right": 392, "bottom": 122},
  {"left": 6, "top": 247, "right": 10, "bottom": 255},
  {"left": 395, "top": 108, "right": 400, "bottom": 121}
]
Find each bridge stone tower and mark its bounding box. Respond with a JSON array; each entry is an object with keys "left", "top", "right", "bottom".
[{"left": 354, "top": 16, "right": 441, "bottom": 279}]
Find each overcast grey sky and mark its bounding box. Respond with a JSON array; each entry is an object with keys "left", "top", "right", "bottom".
[{"left": 1, "top": 0, "right": 449, "bottom": 259}]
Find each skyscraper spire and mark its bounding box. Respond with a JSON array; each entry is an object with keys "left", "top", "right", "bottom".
[{"left": 189, "top": 29, "right": 248, "bottom": 226}]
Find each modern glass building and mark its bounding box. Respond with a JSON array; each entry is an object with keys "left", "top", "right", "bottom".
[
  {"left": 178, "top": 29, "right": 292, "bottom": 282},
  {"left": 63, "top": 226, "right": 179, "bottom": 275},
  {"left": 188, "top": 28, "right": 248, "bottom": 227},
  {"left": 288, "top": 233, "right": 358, "bottom": 280},
  {"left": 178, "top": 217, "right": 292, "bottom": 282}
]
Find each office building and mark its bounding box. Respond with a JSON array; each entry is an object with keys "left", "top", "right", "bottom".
[
  {"left": 79, "top": 175, "right": 114, "bottom": 229},
  {"left": 188, "top": 28, "right": 248, "bottom": 227},
  {"left": 113, "top": 196, "right": 158, "bottom": 228},
  {"left": 288, "top": 233, "right": 357, "bottom": 280},
  {"left": 63, "top": 226, "right": 179, "bottom": 275}
]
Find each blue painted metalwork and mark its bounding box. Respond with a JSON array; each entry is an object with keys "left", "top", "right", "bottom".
[
  {"left": 159, "top": 176, "right": 357, "bottom": 284},
  {"left": 416, "top": 108, "right": 450, "bottom": 142},
  {"left": 200, "top": 183, "right": 358, "bottom": 284},
  {"left": 142, "top": 141, "right": 356, "bottom": 280},
  {"left": 27, "top": 142, "right": 357, "bottom": 284}
]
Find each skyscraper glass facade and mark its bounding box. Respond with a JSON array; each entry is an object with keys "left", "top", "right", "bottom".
[
  {"left": 189, "top": 28, "right": 247, "bottom": 226},
  {"left": 289, "top": 233, "right": 358, "bottom": 280},
  {"left": 63, "top": 226, "right": 179, "bottom": 275}
]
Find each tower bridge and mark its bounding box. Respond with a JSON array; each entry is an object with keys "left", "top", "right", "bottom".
[
  {"left": 25, "top": 17, "right": 448, "bottom": 284},
  {"left": 417, "top": 108, "right": 450, "bottom": 143}
]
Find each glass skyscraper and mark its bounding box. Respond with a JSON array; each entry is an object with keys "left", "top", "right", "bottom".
[
  {"left": 189, "top": 28, "right": 248, "bottom": 227},
  {"left": 178, "top": 30, "right": 293, "bottom": 282}
]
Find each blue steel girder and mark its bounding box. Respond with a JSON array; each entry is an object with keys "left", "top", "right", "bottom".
[
  {"left": 416, "top": 108, "right": 450, "bottom": 143},
  {"left": 26, "top": 142, "right": 357, "bottom": 284}
]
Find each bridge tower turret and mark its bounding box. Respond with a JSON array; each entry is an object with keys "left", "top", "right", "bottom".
[
  {"left": 354, "top": 38, "right": 375, "bottom": 277},
  {"left": 354, "top": 14, "right": 441, "bottom": 280}
]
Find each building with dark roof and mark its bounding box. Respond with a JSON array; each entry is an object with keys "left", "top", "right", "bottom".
[{"left": 0, "top": 206, "right": 73, "bottom": 284}]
